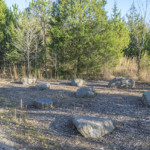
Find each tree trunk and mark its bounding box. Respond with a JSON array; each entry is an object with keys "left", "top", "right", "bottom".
[
  {"left": 54, "top": 53, "right": 57, "bottom": 79},
  {"left": 77, "top": 57, "right": 81, "bottom": 77},
  {"left": 43, "top": 19, "right": 47, "bottom": 78},
  {"left": 137, "top": 48, "right": 141, "bottom": 79},
  {"left": 27, "top": 48, "right": 30, "bottom": 78},
  {"left": 9, "top": 65, "right": 13, "bottom": 79},
  {"left": 34, "top": 41, "right": 38, "bottom": 77},
  {"left": 22, "top": 62, "right": 26, "bottom": 77},
  {"left": 13, "top": 65, "right": 18, "bottom": 79},
  {"left": 137, "top": 55, "right": 140, "bottom": 79},
  {"left": 3, "top": 58, "right": 6, "bottom": 76}
]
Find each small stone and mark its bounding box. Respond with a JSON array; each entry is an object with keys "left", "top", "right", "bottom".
[
  {"left": 72, "top": 115, "right": 115, "bottom": 138},
  {"left": 76, "top": 86, "right": 95, "bottom": 98},
  {"left": 33, "top": 98, "right": 54, "bottom": 109}
]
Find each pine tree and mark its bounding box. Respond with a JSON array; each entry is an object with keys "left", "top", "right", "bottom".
[
  {"left": 0, "top": 0, "right": 8, "bottom": 65},
  {"left": 50, "top": 0, "right": 108, "bottom": 78}
]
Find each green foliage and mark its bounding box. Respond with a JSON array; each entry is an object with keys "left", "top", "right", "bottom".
[
  {"left": 2, "top": 0, "right": 150, "bottom": 79},
  {"left": 50, "top": 0, "right": 129, "bottom": 78},
  {"left": 0, "top": 0, "right": 8, "bottom": 64},
  {"left": 5, "top": 5, "right": 22, "bottom": 64}
]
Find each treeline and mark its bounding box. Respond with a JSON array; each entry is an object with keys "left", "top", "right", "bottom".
[{"left": 0, "top": 0, "right": 150, "bottom": 80}]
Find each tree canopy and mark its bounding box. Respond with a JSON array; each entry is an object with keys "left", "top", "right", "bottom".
[{"left": 0, "top": 0, "right": 150, "bottom": 79}]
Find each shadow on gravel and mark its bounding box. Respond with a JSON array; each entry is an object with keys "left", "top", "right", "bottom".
[
  {"left": 0, "top": 142, "right": 16, "bottom": 150},
  {"left": 10, "top": 81, "right": 22, "bottom": 84},
  {"left": 0, "top": 86, "right": 75, "bottom": 108}
]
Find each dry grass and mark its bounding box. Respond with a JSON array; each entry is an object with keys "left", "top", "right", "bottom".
[
  {"left": 1, "top": 56, "right": 150, "bottom": 82},
  {"left": 113, "top": 57, "right": 138, "bottom": 79},
  {"left": 111, "top": 56, "right": 150, "bottom": 82},
  {"left": 0, "top": 108, "right": 59, "bottom": 150}
]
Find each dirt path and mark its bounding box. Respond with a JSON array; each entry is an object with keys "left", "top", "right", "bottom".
[{"left": 0, "top": 80, "right": 149, "bottom": 150}]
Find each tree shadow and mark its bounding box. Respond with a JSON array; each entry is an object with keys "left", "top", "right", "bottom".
[{"left": 0, "top": 142, "right": 17, "bottom": 150}]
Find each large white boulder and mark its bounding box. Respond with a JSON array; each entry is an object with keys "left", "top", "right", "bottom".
[
  {"left": 71, "top": 79, "right": 85, "bottom": 87},
  {"left": 142, "top": 91, "right": 150, "bottom": 106},
  {"left": 72, "top": 115, "right": 115, "bottom": 138},
  {"left": 76, "top": 86, "right": 95, "bottom": 98},
  {"left": 108, "top": 77, "right": 135, "bottom": 88}
]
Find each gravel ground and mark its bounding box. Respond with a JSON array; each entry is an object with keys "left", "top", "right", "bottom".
[{"left": 0, "top": 79, "right": 150, "bottom": 150}]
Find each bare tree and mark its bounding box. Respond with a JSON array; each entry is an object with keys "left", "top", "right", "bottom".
[
  {"left": 134, "top": 0, "right": 150, "bottom": 78},
  {"left": 13, "top": 14, "right": 39, "bottom": 78}
]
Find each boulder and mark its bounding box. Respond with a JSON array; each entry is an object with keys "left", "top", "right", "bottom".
[
  {"left": 71, "top": 79, "right": 85, "bottom": 87},
  {"left": 72, "top": 115, "right": 115, "bottom": 138},
  {"left": 142, "top": 91, "right": 150, "bottom": 106},
  {"left": 32, "top": 78, "right": 37, "bottom": 83},
  {"left": 21, "top": 78, "right": 37, "bottom": 85},
  {"left": 76, "top": 86, "right": 95, "bottom": 98},
  {"left": 28, "top": 78, "right": 34, "bottom": 84},
  {"left": 20, "top": 78, "right": 28, "bottom": 84},
  {"left": 108, "top": 77, "right": 135, "bottom": 88},
  {"left": 33, "top": 98, "right": 54, "bottom": 109},
  {"left": 35, "top": 83, "right": 50, "bottom": 90}
]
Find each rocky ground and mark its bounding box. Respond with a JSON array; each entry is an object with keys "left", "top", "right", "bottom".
[{"left": 0, "top": 79, "right": 149, "bottom": 150}]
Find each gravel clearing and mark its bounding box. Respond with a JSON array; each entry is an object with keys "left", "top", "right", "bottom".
[{"left": 0, "top": 79, "right": 150, "bottom": 150}]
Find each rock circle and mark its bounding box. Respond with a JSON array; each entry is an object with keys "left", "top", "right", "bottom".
[{"left": 72, "top": 115, "right": 115, "bottom": 138}]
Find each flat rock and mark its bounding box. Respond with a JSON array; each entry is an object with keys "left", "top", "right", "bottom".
[
  {"left": 142, "top": 91, "right": 150, "bottom": 106},
  {"left": 108, "top": 77, "right": 135, "bottom": 88},
  {"left": 72, "top": 115, "right": 115, "bottom": 138},
  {"left": 71, "top": 79, "right": 85, "bottom": 87},
  {"left": 76, "top": 86, "right": 95, "bottom": 97},
  {"left": 33, "top": 98, "right": 54, "bottom": 109},
  {"left": 35, "top": 83, "right": 50, "bottom": 90}
]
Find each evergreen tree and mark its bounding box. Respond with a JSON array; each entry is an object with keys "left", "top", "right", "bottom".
[
  {"left": 0, "top": 0, "right": 8, "bottom": 65},
  {"left": 110, "top": 2, "right": 130, "bottom": 63},
  {"left": 50, "top": 0, "right": 108, "bottom": 78},
  {"left": 5, "top": 4, "right": 22, "bottom": 64}
]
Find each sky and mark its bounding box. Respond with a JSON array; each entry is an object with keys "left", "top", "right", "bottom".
[
  {"left": 106, "top": 0, "right": 133, "bottom": 17},
  {"left": 4, "top": 0, "right": 134, "bottom": 18}
]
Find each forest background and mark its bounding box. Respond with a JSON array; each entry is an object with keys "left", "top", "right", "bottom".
[{"left": 0, "top": 0, "right": 150, "bottom": 81}]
